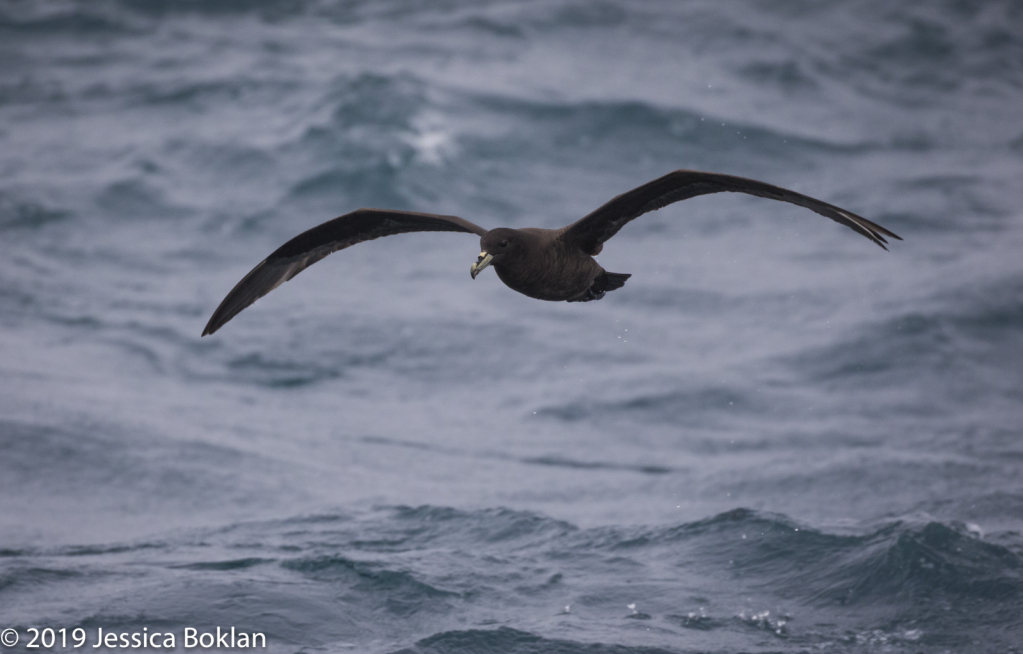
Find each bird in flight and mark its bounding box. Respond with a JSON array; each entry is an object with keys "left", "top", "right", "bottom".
[{"left": 202, "top": 169, "right": 900, "bottom": 336}]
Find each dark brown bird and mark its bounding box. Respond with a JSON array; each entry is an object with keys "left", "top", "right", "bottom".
[{"left": 202, "top": 169, "right": 900, "bottom": 336}]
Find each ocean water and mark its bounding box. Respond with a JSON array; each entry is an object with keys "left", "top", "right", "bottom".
[{"left": 1, "top": 1, "right": 1022, "bottom": 652}]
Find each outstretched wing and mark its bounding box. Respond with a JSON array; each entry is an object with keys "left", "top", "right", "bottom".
[
  {"left": 202, "top": 208, "right": 488, "bottom": 335},
  {"left": 562, "top": 169, "right": 901, "bottom": 255}
]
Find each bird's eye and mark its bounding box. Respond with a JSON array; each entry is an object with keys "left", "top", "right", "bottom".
[{"left": 500, "top": 240, "right": 509, "bottom": 248}]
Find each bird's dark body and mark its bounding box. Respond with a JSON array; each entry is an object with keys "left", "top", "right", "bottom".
[
  {"left": 488, "top": 228, "right": 623, "bottom": 302},
  {"left": 202, "top": 169, "right": 900, "bottom": 336}
]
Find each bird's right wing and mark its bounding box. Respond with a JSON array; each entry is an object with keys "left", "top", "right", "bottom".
[{"left": 202, "top": 208, "right": 488, "bottom": 335}]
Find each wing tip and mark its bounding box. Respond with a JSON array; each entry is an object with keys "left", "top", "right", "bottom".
[
  {"left": 868, "top": 224, "right": 901, "bottom": 250},
  {"left": 201, "top": 311, "right": 229, "bottom": 336},
  {"left": 839, "top": 209, "right": 901, "bottom": 250},
  {"left": 201, "top": 293, "right": 258, "bottom": 337}
]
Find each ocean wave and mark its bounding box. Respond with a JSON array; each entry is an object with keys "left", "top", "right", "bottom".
[
  {"left": 282, "top": 554, "right": 458, "bottom": 597},
  {"left": 0, "top": 0, "right": 307, "bottom": 32},
  {"left": 389, "top": 505, "right": 578, "bottom": 547},
  {"left": 224, "top": 351, "right": 345, "bottom": 388},
  {"left": 94, "top": 178, "right": 192, "bottom": 221},
  {"left": 817, "top": 521, "right": 1023, "bottom": 605},
  {"left": 388, "top": 626, "right": 676, "bottom": 654},
  {"left": 788, "top": 274, "right": 1023, "bottom": 397},
  {"left": 0, "top": 2, "right": 138, "bottom": 35},
  {"left": 465, "top": 93, "right": 860, "bottom": 168},
  {"left": 0, "top": 193, "right": 70, "bottom": 231},
  {"left": 535, "top": 385, "right": 755, "bottom": 426},
  {"left": 179, "top": 557, "right": 273, "bottom": 571},
  {"left": 1, "top": 505, "right": 1021, "bottom": 651}
]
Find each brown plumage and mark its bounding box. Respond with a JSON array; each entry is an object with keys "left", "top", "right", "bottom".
[{"left": 202, "top": 169, "right": 900, "bottom": 336}]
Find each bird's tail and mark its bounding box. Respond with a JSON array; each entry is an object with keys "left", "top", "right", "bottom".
[
  {"left": 603, "top": 272, "right": 631, "bottom": 291},
  {"left": 567, "top": 271, "right": 631, "bottom": 303}
]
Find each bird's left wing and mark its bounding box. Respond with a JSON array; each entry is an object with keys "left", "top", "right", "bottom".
[
  {"left": 202, "top": 208, "right": 488, "bottom": 335},
  {"left": 561, "top": 169, "right": 901, "bottom": 255}
]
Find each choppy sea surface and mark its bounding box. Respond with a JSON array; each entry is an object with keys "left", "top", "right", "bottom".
[{"left": 2, "top": 1, "right": 1022, "bottom": 652}]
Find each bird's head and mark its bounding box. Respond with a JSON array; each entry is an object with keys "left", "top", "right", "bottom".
[{"left": 471, "top": 228, "right": 525, "bottom": 279}]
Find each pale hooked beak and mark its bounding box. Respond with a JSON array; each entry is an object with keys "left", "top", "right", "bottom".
[{"left": 470, "top": 251, "right": 493, "bottom": 279}]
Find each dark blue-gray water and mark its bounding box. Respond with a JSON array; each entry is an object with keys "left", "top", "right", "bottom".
[{"left": 2, "top": 1, "right": 1022, "bottom": 652}]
